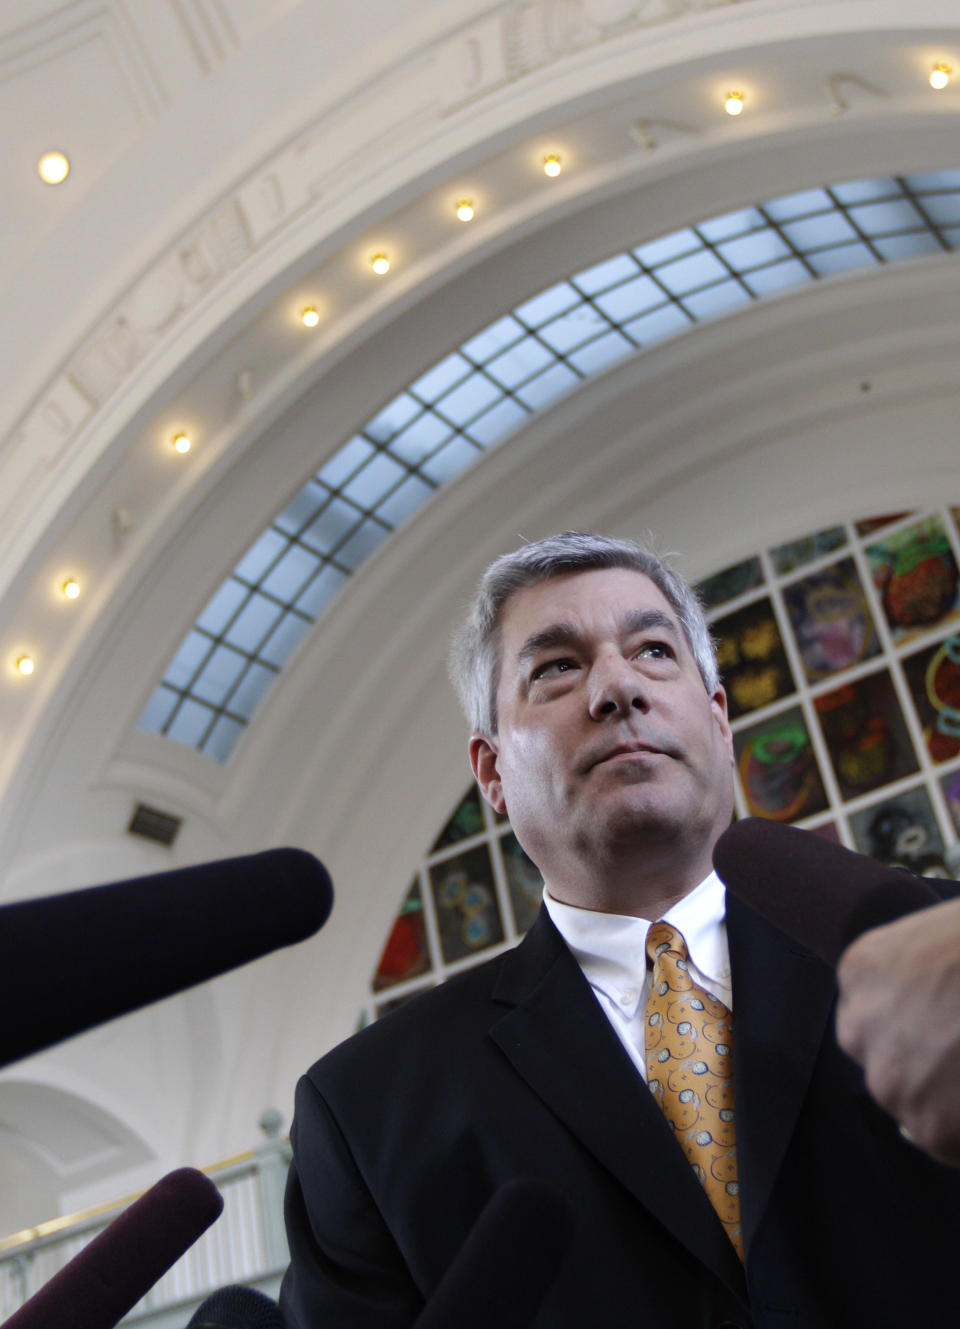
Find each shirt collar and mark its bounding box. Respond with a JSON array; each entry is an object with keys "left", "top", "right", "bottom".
[{"left": 542, "top": 870, "right": 730, "bottom": 1014}]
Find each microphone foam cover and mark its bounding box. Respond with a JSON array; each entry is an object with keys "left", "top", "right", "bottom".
[
  {"left": 187, "top": 1283, "right": 284, "bottom": 1327},
  {"left": 714, "top": 817, "right": 941, "bottom": 965},
  {"left": 5, "top": 1167, "right": 223, "bottom": 1329},
  {"left": 413, "top": 1179, "right": 574, "bottom": 1329}
]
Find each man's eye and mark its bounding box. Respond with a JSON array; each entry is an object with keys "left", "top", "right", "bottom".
[
  {"left": 638, "top": 641, "right": 674, "bottom": 660},
  {"left": 532, "top": 659, "right": 576, "bottom": 680}
]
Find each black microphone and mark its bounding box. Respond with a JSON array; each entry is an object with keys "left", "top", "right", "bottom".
[
  {"left": 412, "top": 1179, "right": 574, "bottom": 1329},
  {"left": 713, "top": 817, "right": 942, "bottom": 965},
  {"left": 4, "top": 1167, "right": 223, "bottom": 1329},
  {"left": 186, "top": 1284, "right": 283, "bottom": 1327},
  {"left": 0, "top": 848, "right": 332, "bottom": 1067}
]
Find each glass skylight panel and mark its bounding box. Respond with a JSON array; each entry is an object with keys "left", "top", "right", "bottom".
[
  {"left": 301, "top": 496, "right": 364, "bottom": 555},
  {"left": 805, "top": 242, "right": 876, "bottom": 277},
  {"left": 260, "top": 610, "right": 312, "bottom": 667},
  {"left": 764, "top": 187, "right": 833, "bottom": 221},
  {"left": 566, "top": 329, "right": 634, "bottom": 375},
  {"left": 572, "top": 252, "right": 639, "bottom": 295},
  {"left": 376, "top": 473, "right": 435, "bottom": 527},
  {"left": 316, "top": 435, "right": 375, "bottom": 489},
  {"left": 848, "top": 198, "right": 925, "bottom": 234},
  {"left": 232, "top": 528, "right": 287, "bottom": 584},
  {"left": 741, "top": 258, "right": 814, "bottom": 296},
  {"left": 433, "top": 370, "right": 504, "bottom": 425},
  {"left": 365, "top": 392, "right": 421, "bottom": 444},
  {"left": 682, "top": 279, "right": 752, "bottom": 320},
  {"left": 716, "top": 229, "right": 792, "bottom": 270},
  {"left": 409, "top": 352, "right": 473, "bottom": 404},
  {"left": 229, "top": 662, "right": 277, "bottom": 720},
  {"left": 780, "top": 212, "right": 859, "bottom": 251},
  {"left": 916, "top": 193, "right": 960, "bottom": 227},
  {"left": 655, "top": 249, "right": 729, "bottom": 297},
  {"left": 623, "top": 302, "right": 692, "bottom": 346},
  {"left": 223, "top": 593, "right": 284, "bottom": 652},
  {"left": 463, "top": 396, "right": 530, "bottom": 447},
  {"left": 460, "top": 314, "right": 526, "bottom": 363},
  {"left": 698, "top": 207, "right": 765, "bottom": 242},
  {"left": 295, "top": 564, "right": 348, "bottom": 618},
  {"left": 387, "top": 411, "right": 453, "bottom": 466},
  {"left": 191, "top": 645, "right": 248, "bottom": 705},
  {"left": 537, "top": 306, "right": 609, "bottom": 354},
  {"left": 633, "top": 228, "right": 700, "bottom": 268},
  {"left": 421, "top": 435, "right": 482, "bottom": 485},
  {"left": 274, "top": 482, "right": 328, "bottom": 537},
  {"left": 335, "top": 516, "right": 391, "bottom": 571},
  {"left": 592, "top": 273, "right": 663, "bottom": 323},
  {"left": 260, "top": 543, "right": 322, "bottom": 602},
  {"left": 141, "top": 167, "right": 960, "bottom": 761},
  {"left": 196, "top": 578, "right": 248, "bottom": 636},
  {"left": 485, "top": 337, "right": 555, "bottom": 389},
  {"left": 342, "top": 451, "right": 407, "bottom": 508},
  {"left": 872, "top": 233, "right": 943, "bottom": 262},
  {"left": 514, "top": 361, "right": 580, "bottom": 410},
  {"left": 164, "top": 630, "right": 213, "bottom": 691},
  {"left": 513, "top": 281, "right": 580, "bottom": 328}
]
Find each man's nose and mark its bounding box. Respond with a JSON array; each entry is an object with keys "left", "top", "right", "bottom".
[{"left": 587, "top": 653, "right": 648, "bottom": 719}]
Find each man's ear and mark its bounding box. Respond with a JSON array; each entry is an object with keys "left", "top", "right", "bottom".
[
  {"left": 710, "top": 685, "right": 735, "bottom": 766},
  {"left": 469, "top": 732, "right": 506, "bottom": 814}
]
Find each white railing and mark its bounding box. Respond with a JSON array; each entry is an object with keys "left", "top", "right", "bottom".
[{"left": 0, "top": 1114, "right": 291, "bottom": 1326}]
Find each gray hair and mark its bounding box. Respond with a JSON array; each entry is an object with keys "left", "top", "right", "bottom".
[{"left": 449, "top": 531, "right": 718, "bottom": 735}]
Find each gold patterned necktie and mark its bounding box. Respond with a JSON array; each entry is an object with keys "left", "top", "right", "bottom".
[{"left": 645, "top": 921, "right": 743, "bottom": 1260}]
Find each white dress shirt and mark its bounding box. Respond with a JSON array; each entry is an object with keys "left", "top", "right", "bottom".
[{"left": 542, "top": 871, "right": 732, "bottom": 1080}]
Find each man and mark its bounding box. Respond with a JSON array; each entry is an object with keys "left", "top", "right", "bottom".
[{"left": 281, "top": 532, "right": 960, "bottom": 1329}]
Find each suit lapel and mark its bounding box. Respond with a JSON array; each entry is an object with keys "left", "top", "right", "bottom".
[
  {"left": 725, "top": 892, "right": 836, "bottom": 1252},
  {"left": 490, "top": 911, "right": 746, "bottom": 1295}
]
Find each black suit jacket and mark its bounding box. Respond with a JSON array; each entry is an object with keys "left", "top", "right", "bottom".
[{"left": 281, "top": 894, "right": 960, "bottom": 1328}]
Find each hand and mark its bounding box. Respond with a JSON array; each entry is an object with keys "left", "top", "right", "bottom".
[{"left": 836, "top": 898, "right": 960, "bottom": 1167}]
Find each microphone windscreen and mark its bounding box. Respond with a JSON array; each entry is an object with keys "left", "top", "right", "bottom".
[
  {"left": 713, "top": 817, "right": 941, "bottom": 965},
  {"left": 0, "top": 848, "right": 333, "bottom": 1067},
  {"left": 4, "top": 1167, "right": 223, "bottom": 1329},
  {"left": 187, "top": 1283, "right": 284, "bottom": 1327},
  {"left": 412, "top": 1179, "right": 574, "bottom": 1329}
]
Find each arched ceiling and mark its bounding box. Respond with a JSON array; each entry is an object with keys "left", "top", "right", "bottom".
[{"left": 2, "top": 0, "right": 960, "bottom": 1199}]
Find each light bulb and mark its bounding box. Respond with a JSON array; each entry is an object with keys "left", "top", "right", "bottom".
[
  {"left": 16, "top": 656, "right": 35, "bottom": 676},
  {"left": 930, "top": 63, "right": 952, "bottom": 90},
  {"left": 543, "top": 154, "right": 562, "bottom": 177},
  {"left": 371, "top": 253, "right": 390, "bottom": 275},
  {"left": 38, "top": 150, "right": 70, "bottom": 184},
  {"left": 301, "top": 306, "right": 320, "bottom": 327},
  {"left": 62, "top": 578, "right": 80, "bottom": 600},
  {"left": 724, "top": 90, "right": 745, "bottom": 117},
  {"left": 173, "top": 432, "right": 191, "bottom": 454},
  {"left": 456, "top": 199, "right": 475, "bottom": 222}
]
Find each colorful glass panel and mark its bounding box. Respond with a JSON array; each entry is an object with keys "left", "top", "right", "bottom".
[
  {"left": 814, "top": 669, "right": 917, "bottom": 799},
  {"left": 769, "top": 526, "right": 846, "bottom": 576},
  {"left": 866, "top": 515, "right": 960, "bottom": 644},
  {"left": 373, "top": 879, "right": 430, "bottom": 992},
  {"left": 781, "top": 557, "right": 879, "bottom": 682},
  {"left": 696, "top": 557, "right": 763, "bottom": 611},
  {"left": 428, "top": 844, "right": 504, "bottom": 964},
  {"left": 733, "top": 706, "right": 829, "bottom": 822},
  {"left": 848, "top": 786, "right": 947, "bottom": 875},
  {"left": 902, "top": 634, "right": 960, "bottom": 764},
  {"left": 713, "top": 597, "right": 795, "bottom": 720}
]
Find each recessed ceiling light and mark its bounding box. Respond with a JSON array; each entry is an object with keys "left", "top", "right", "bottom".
[
  {"left": 371, "top": 253, "right": 391, "bottom": 275},
  {"left": 62, "top": 578, "right": 80, "bottom": 600},
  {"left": 930, "top": 62, "right": 952, "bottom": 90},
  {"left": 543, "top": 154, "right": 562, "bottom": 177},
  {"left": 38, "top": 150, "right": 70, "bottom": 184},
  {"left": 724, "top": 90, "right": 745, "bottom": 116},
  {"left": 16, "top": 655, "right": 35, "bottom": 677},
  {"left": 455, "top": 199, "right": 475, "bottom": 222},
  {"left": 172, "top": 432, "right": 192, "bottom": 454},
  {"left": 301, "top": 306, "right": 320, "bottom": 327}
]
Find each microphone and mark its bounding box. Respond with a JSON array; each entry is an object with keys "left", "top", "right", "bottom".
[
  {"left": 412, "top": 1179, "right": 574, "bottom": 1329},
  {"left": 0, "top": 848, "right": 333, "bottom": 1067},
  {"left": 713, "top": 817, "right": 942, "bottom": 965},
  {"left": 4, "top": 1167, "right": 223, "bottom": 1329},
  {"left": 186, "top": 1284, "right": 283, "bottom": 1327}
]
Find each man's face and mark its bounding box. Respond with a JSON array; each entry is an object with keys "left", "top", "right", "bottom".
[{"left": 469, "top": 568, "right": 735, "bottom": 898}]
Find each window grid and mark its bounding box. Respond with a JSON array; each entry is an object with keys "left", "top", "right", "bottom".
[
  {"left": 141, "top": 173, "right": 960, "bottom": 759},
  {"left": 366, "top": 505, "right": 960, "bottom": 1020}
]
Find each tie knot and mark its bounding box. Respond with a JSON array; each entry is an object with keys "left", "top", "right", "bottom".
[{"left": 646, "top": 921, "right": 688, "bottom": 965}]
